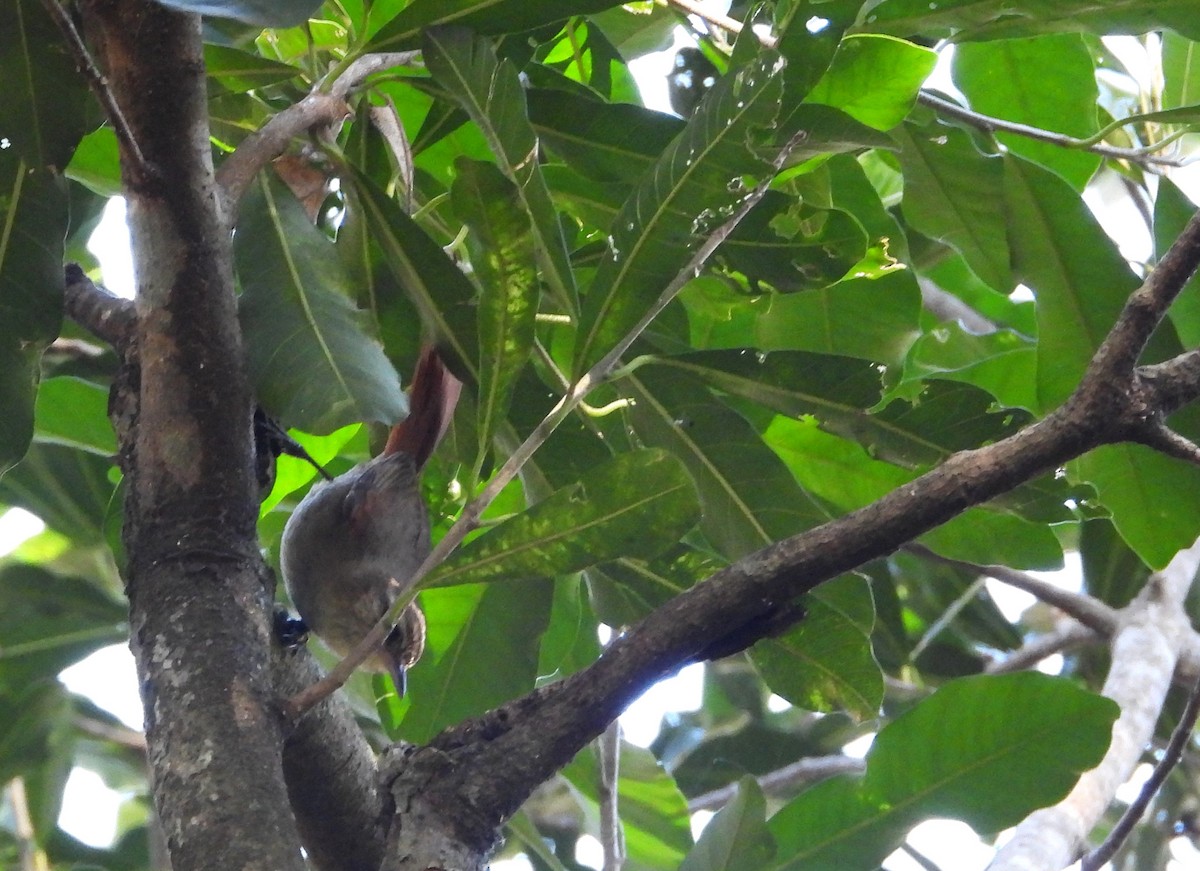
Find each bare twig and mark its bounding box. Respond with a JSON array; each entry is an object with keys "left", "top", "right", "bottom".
[
  {"left": 1134, "top": 423, "right": 1200, "bottom": 466},
  {"left": 664, "top": 0, "right": 746, "bottom": 36},
  {"left": 688, "top": 756, "right": 865, "bottom": 812},
  {"left": 6, "top": 778, "right": 47, "bottom": 871},
  {"left": 1082, "top": 672, "right": 1200, "bottom": 871},
  {"left": 40, "top": 0, "right": 150, "bottom": 178},
  {"left": 917, "top": 91, "right": 1191, "bottom": 170},
  {"left": 599, "top": 721, "right": 625, "bottom": 871},
  {"left": 984, "top": 621, "right": 1099, "bottom": 675},
  {"left": 216, "top": 52, "right": 419, "bottom": 217},
  {"left": 904, "top": 544, "right": 1119, "bottom": 635},
  {"left": 285, "top": 131, "right": 810, "bottom": 717},
  {"left": 900, "top": 842, "right": 945, "bottom": 871}
]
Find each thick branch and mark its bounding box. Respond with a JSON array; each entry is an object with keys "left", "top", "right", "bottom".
[
  {"left": 63, "top": 263, "right": 136, "bottom": 351},
  {"left": 384, "top": 204, "right": 1200, "bottom": 854}
]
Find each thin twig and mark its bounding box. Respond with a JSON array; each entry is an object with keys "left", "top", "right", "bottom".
[
  {"left": 599, "top": 720, "right": 625, "bottom": 871},
  {"left": 664, "top": 0, "right": 747, "bottom": 36},
  {"left": 985, "top": 621, "right": 1099, "bottom": 675},
  {"left": 917, "top": 91, "right": 1191, "bottom": 170},
  {"left": 903, "top": 544, "right": 1119, "bottom": 635},
  {"left": 285, "top": 131, "right": 809, "bottom": 717},
  {"left": 1135, "top": 423, "right": 1200, "bottom": 467},
  {"left": 39, "top": 0, "right": 150, "bottom": 178},
  {"left": 1081, "top": 672, "right": 1200, "bottom": 871},
  {"left": 899, "top": 842, "right": 945, "bottom": 871},
  {"left": 688, "top": 756, "right": 865, "bottom": 812}
]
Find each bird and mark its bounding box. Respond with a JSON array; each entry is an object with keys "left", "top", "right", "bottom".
[{"left": 279, "top": 347, "right": 461, "bottom": 695}]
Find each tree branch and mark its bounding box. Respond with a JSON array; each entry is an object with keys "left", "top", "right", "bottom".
[
  {"left": 905, "top": 544, "right": 1119, "bottom": 635},
  {"left": 286, "top": 131, "right": 810, "bottom": 718},
  {"left": 63, "top": 264, "right": 137, "bottom": 352},
  {"left": 687, "top": 755, "right": 865, "bottom": 813},
  {"left": 916, "top": 91, "right": 1191, "bottom": 170},
  {"left": 378, "top": 205, "right": 1200, "bottom": 858},
  {"left": 984, "top": 622, "right": 1099, "bottom": 675},
  {"left": 989, "top": 539, "right": 1200, "bottom": 870},
  {"left": 215, "top": 52, "right": 419, "bottom": 218},
  {"left": 1081, "top": 672, "right": 1200, "bottom": 871},
  {"left": 78, "top": 2, "right": 303, "bottom": 868}
]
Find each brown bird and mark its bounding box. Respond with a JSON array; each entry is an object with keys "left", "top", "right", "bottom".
[{"left": 280, "top": 347, "right": 461, "bottom": 695}]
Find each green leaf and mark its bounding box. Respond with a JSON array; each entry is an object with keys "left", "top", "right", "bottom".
[
  {"left": 1004, "top": 154, "right": 1139, "bottom": 411},
  {"left": 805, "top": 34, "right": 936, "bottom": 131},
  {"left": 450, "top": 159, "right": 538, "bottom": 462},
  {"left": 427, "top": 449, "right": 701, "bottom": 587},
  {"left": 1156, "top": 178, "right": 1200, "bottom": 348},
  {"left": 892, "top": 120, "right": 1011, "bottom": 292},
  {"left": 1162, "top": 30, "right": 1200, "bottom": 111},
  {"left": 236, "top": 172, "right": 407, "bottom": 433},
  {"left": 0, "top": 564, "right": 127, "bottom": 692},
  {"left": 953, "top": 34, "right": 1100, "bottom": 189},
  {"left": 0, "top": 444, "right": 116, "bottom": 544},
  {"left": 0, "top": 154, "right": 66, "bottom": 477},
  {"left": 681, "top": 270, "right": 923, "bottom": 367},
  {"left": 65, "top": 129, "right": 123, "bottom": 198},
  {"left": 625, "top": 367, "right": 830, "bottom": 561},
  {"left": 766, "top": 673, "right": 1118, "bottom": 870},
  {"left": 392, "top": 579, "right": 552, "bottom": 744},
  {"left": 425, "top": 27, "right": 577, "bottom": 312},
  {"left": 344, "top": 169, "right": 480, "bottom": 378},
  {"left": 33, "top": 377, "right": 115, "bottom": 456},
  {"left": 152, "top": 0, "right": 321, "bottom": 27},
  {"left": 1080, "top": 517, "right": 1149, "bottom": 609},
  {"left": 369, "top": 0, "right": 625, "bottom": 51},
  {"left": 528, "top": 88, "right": 683, "bottom": 183},
  {"left": 0, "top": 0, "right": 91, "bottom": 169},
  {"left": 679, "top": 777, "right": 775, "bottom": 871},
  {"left": 203, "top": 44, "right": 300, "bottom": 92},
  {"left": 902, "top": 324, "right": 1038, "bottom": 412},
  {"left": 1070, "top": 443, "right": 1200, "bottom": 570},
  {"left": 751, "top": 575, "right": 882, "bottom": 719},
  {"left": 574, "top": 49, "right": 785, "bottom": 373}
]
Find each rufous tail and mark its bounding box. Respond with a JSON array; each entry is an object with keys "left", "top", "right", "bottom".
[{"left": 383, "top": 347, "right": 462, "bottom": 467}]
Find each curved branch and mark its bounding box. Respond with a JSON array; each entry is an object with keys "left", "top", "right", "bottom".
[
  {"left": 63, "top": 263, "right": 137, "bottom": 351},
  {"left": 905, "top": 543, "right": 1119, "bottom": 635},
  {"left": 215, "top": 52, "right": 419, "bottom": 217},
  {"left": 916, "top": 91, "right": 1191, "bottom": 170},
  {"left": 381, "top": 205, "right": 1200, "bottom": 856},
  {"left": 688, "top": 755, "right": 865, "bottom": 813}
]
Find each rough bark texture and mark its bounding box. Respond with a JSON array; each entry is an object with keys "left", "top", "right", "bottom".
[
  {"left": 273, "top": 636, "right": 387, "bottom": 871},
  {"left": 79, "top": 2, "right": 303, "bottom": 869}
]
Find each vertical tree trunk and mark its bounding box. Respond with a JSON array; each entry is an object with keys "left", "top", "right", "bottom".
[{"left": 80, "top": 1, "right": 303, "bottom": 867}]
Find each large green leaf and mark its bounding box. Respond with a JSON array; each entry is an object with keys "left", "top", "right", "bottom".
[
  {"left": 750, "top": 574, "right": 882, "bottom": 719},
  {"left": 236, "top": 172, "right": 407, "bottom": 433},
  {"left": 389, "top": 579, "right": 552, "bottom": 744},
  {"left": 0, "top": 153, "right": 66, "bottom": 477},
  {"left": 574, "top": 49, "right": 785, "bottom": 372},
  {"left": 0, "top": 564, "right": 127, "bottom": 693},
  {"left": 369, "top": 0, "right": 625, "bottom": 51},
  {"left": 528, "top": 88, "right": 683, "bottom": 183},
  {"left": 953, "top": 34, "right": 1100, "bottom": 189},
  {"left": 892, "top": 119, "right": 1011, "bottom": 292},
  {"left": 765, "top": 673, "right": 1118, "bottom": 870},
  {"left": 681, "top": 270, "right": 923, "bottom": 367},
  {"left": 679, "top": 777, "right": 775, "bottom": 871},
  {"left": 1070, "top": 443, "right": 1200, "bottom": 570},
  {"left": 426, "top": 449, "right": 701, "bottom": 587},
  {"left": 1162, "top": 30, "right": 1200, "bottom": 110},
  {"left": 33, "top": 377, "right": 115, "bottom": 456},
  {"left": 624, "top": 367, "right": 829, "bottom": 561},
  {"left": 344, "top": 169, "right": 480, "bottom": 378},
  {"left": 450, "top": 159, "right": 538, "bottom": 464},
  {"left": 0, "top": 0, "right": 91, "bottom": 170},
  {"left": 1004, "top": 154, "right": 1139, "bottom": 411},
  {"left": 805, "top": 34, "right": 935, "bottom": 131},
  {"left": 862, "top": 0, "right": 1200, "bottom": 41},
  {"left": 0, "top": 444, "right": 114, "bottom": 546},
  {"left": 1156, "top": 178, "right": 1200, "bottom": 348},
  {"left": 425, "top": 28, "right": 577, "bottom": 312}
]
